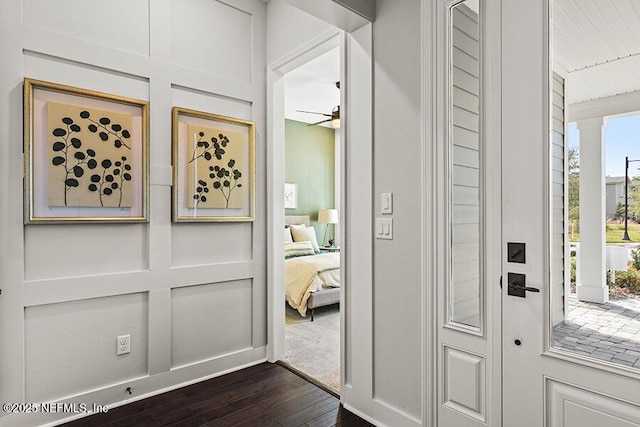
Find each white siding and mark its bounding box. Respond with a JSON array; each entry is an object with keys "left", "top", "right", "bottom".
[
  {"left": 451, "top": 4, "right": 480, "bottom": 327},
  {"left": 552, "top": 71, "right": 566, "bottom": 326}
]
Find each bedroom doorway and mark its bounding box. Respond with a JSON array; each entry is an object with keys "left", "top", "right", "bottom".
[
  {"left": 267, "top": 5, "right": 373, "bottom": 409},
  {"left": 280, "top": 40, "right": 342, "bottom": 395}
]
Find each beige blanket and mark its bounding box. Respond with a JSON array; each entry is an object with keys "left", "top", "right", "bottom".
[{"left": 285, "top": 252, "right": 340, "bottom": 316}]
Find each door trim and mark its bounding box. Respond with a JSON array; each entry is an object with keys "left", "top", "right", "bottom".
[
  {"left": 422, "top": 0, "right": 437, "bottom": 424},
  {"left": 266, "top": 27, "right": 341, "bottom": 364}
]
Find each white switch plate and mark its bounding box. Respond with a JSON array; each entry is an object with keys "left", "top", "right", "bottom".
[
  {"left": 117, "top": 335, "right": 130, "bottom": 355},
  {"left": 376, "top": 218, "right": 393, "bottom": 240},
  {"left": 381, "top": 193, "right": 393, "bottom": 214}
]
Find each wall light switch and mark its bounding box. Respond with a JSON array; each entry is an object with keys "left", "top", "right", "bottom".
[
  {"left": 376, "top": 218, "right": 393, "bottom": 240},
  {"left": 381, "top": 193, "right": 393, "bottom": 214}
]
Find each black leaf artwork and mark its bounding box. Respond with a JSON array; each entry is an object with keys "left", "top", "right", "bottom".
[
  {"left": 49, "top": 116, "right": 90, "bottom": 206},
  {"left": 80, "top": 110, "right": 132, "bottom": 149},
  {"left": 50, "top": 108, "right": 133, "bottom": 207},
  {"left": 193, "top": 179, "right": 209, "bottom": 208},
  {"left": 190, "top": 129, "right": 242, "bottom": 209},
  {"left": 87, "top": 155, "right": 132, "bottom": 207},
  {"left": 189, "top": 133, "right": 229, "bottom": 163},
  {"left": 189, "top": 130, "right": 243, "bottom": 208}
]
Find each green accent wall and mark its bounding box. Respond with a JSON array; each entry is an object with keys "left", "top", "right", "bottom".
[{"left": 285, "top": 119, "right": 335, "bottom": 244}]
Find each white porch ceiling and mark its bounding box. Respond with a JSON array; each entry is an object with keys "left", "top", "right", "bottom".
[
  {"left": 283, "top": 47, "right": 340, "bottom": 127},
  {"left": 554, "top": 0, "right": 640, "bottom": 105}
]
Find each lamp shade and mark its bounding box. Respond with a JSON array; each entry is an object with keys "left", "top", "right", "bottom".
[{"left": 318, "top": 209, "right": 339, "bottom": 224}]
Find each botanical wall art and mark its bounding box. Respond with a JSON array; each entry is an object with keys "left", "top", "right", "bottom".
[
  {"left": 24, "top": 79, "right": 149, "bottom": 223},
  {"left": 284, "top": 183, "right": 297, "bottom": 209},
  {"left": 172, "top": 107, "right": 255, "bottom": 222}
]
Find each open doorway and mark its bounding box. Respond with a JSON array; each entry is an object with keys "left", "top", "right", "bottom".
[
  {"left": 269, "top": 38, "right": 343, "bottom": 395},
  {"left": 549, "top": 0, "right": 640, "bottom": 371},
  {"left": 281, "top": 45, "right": 341, "bottom": 393}
]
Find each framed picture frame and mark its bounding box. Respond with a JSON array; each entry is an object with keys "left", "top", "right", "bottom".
[
  {"left": 172, "top": 107, "right": 255, "bottom": 222},
  {"left": 24, "top": 78, "right": 149, "bottom": 224},
  {"left": 284, "top": 183, "right": 297, "bottom": 209}
]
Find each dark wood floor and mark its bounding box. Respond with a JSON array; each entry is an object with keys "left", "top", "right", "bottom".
[{"left": 62, "top": 362, "right": 373, "bottom": 427}]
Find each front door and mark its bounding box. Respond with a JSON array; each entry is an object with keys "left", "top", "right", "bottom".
[
  {"left": 502, "top": 1, "right": 640, "bottom": 426},
  {"left": 437, "top": 0, "right": 640, "bottom": 426}
]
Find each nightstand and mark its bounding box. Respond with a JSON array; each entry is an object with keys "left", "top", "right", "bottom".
[{"left": 319, "top": 246, "right": 340, "bottom": 252}]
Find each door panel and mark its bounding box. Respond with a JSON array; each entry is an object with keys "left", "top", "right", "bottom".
[
  {"left": 502, "top": 0, "right": 640, "bottom": 426},
  {"left": 443, "top": 346, "right": 486, "bottom": 421},
  {"left": 548, "top": 380, "right": 640, "bottom": 427},
  {"left": 436, "top": 0, "right": 501, "bottom": 425}
]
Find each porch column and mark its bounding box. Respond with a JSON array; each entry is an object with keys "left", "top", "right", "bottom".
[{"left": 577, "top": 117, "right": 608, "bottom": 304}]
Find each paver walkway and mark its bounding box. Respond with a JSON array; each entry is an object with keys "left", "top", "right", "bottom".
[{"left": 552, "top": 293, "right": 640, "bottom": 369}]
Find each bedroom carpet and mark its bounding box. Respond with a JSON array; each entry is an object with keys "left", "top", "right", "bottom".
[{"left": 284, "top": 303, "right": 341, "bottom": 394}]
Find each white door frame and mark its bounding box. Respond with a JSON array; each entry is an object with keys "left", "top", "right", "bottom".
[
  {"left": 266, "top": 27, "right": 342, "bottom": 364},
  {"left": 266, "top": 22, "right": 374, "bottom": 412}
]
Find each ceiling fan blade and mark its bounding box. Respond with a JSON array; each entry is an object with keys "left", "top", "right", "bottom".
[
  {"left": 296, "top": 110, "right": 332, "bottom": 117},
  {"left": 307, "top": 118, "right": 332, "bottom": 126}
]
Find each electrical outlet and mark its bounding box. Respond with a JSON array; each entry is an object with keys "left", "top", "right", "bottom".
[{"left": 117, "top": 335, "right": 130, "bottom": 355}]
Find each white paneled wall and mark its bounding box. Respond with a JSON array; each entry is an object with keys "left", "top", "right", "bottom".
[
  {"left": 25, "top": 293, "right": 149, "bottom": 402},
  {"left": 171, "top": 280, "right": 253, "bottom": 368},
  {"left": 372, "top": 0, "right": 423, "bottom": 422},
  {"left": 170, "top": 0, "right": 253, "bottom": 83},
  {"left": 1, "top": 0, "right": 266, "bottom": 424}
]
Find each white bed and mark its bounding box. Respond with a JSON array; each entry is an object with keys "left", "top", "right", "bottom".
[{"left": 285, "top": 215, "right": 341, "bottom": 320}]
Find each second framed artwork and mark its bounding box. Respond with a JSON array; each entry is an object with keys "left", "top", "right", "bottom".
[{"left": 172, "top": 107, "right": 255, "bottom": 222}]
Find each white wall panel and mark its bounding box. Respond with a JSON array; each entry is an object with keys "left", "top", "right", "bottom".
[
  {"left": 23, "top": 0, "right": 150, "bottom": 57},
  {"left": 171, "top": 0, "right": 252, "bottom": 83},
  {"left": 25, "top": 293, "right": 149, "bottom": 402},
  {"left": 23, "top": 52, "right": 149, "bottom": 101},
  {"left": 373, "top": 0, "right": 422, "bottom": 418},
  {"left": 24, "top": 225, "right": 148, "bottom": 280},
  {"left": 266, "top": 0, "right": 333, "bottom": 64},
  {"left": 171, "top": 223, "right": 253, "bottom": 267},
  {"left": 171, "top": 85, "right": 253, "bottom": 122},
  {"left": 171, "top": 280, "right": 253, "bottom": 367}
]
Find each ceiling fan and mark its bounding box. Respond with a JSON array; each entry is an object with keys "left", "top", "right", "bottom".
[
  {"left": 296, "top": 82, "right": 341, "bottom": 128},
  {"left": 297, "top": 105, "right": 340, "bottom": 128}
]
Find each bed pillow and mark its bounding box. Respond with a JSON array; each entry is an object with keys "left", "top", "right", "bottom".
[
  {"left": 290, "top": 226, "right": 320, "bottom": 253},
  {"left": 284, "top": 227, "right": 294, "bottom": 243},
  {"left": 284, "top": 242, "right": 315, "bottom": 258}
]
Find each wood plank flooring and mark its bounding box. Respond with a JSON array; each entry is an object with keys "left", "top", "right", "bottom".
[{"left": 62, "top": 362, "right": 373, "bottom": 427}]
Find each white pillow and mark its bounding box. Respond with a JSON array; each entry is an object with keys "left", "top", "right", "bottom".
[
  {"left": 284, "top": 241, "right": 315, "bottom": 257},
  {"left": 288, "top": 223, "right": 306, "bottom": 230},
  {"left": 284, "top": 227, "right": 294, "bottom": 243},
  {"left": 290, "top": 226, "right": 320, "bottom": 253}
]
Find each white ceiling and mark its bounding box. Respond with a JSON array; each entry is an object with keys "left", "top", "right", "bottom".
[
  {"left": 554, "top": 0, "right": 640, "bottom": 105},
  {"left": 284, "top": 47, "right": 340, "bottom": 126},
  {"left": 282, "top": 2, "right": 640, "bottom": 117}
]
